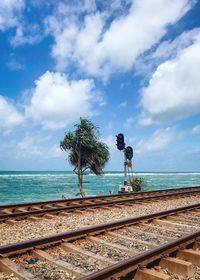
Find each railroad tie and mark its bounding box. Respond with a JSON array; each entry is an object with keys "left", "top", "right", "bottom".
[
  {"left": 5, "top": 219, "right": 19, "bottom": 226},
  {"left": 87, "top": 235, "right": 137, "bottom": 254},
  {"left": 59, "top": 211, "right": 70, "bottom": 216},
  {"left": 134, "top": 202, "right": 146, "bottom": 205},
  {"left": 127, "top": 227, "right": 172, "bottom": 241},
  {"left": 106, "top": 231, "right": 156, "bottom": 247},
  {"left": 94, "top": 199, "right": 104, "bottom": 203},
  {"left": 111, "top": 204, "right": 124, "bottom": 209},
  {"left": 0, "top": 257, "right": 35, "bottom": 280},
  {"left": 101, "top": 206, "right": 112, "bottom": 210},
  {"left": 192, "top": 209, "right": 200, "bottom": 213},
  {"left": 177, "top": 249, "right": 200, "bottom": 266},
  {"left": 124, "top": 203, "right": 134, "bottom": 206},
  {"left": 1, "top": 209, "right": 12, "bottom": 214},
  {"left": 193, "top": 241, "right": 200, "bottom": 250},
  {"left": 55, "top": 203, "right": 66, "bottom": 207},
  {"left": 83, "top": 200, "right": 94, "bottom": 204},
  {"left": 134, "top": 268, "right": 170, "bottom": 280},
  {"left": 43, "top": 205, "right": 54, "bottom": 209},
  {"left": 33, "top": 249, "right": 89, "bottom": 277},
  {"left": 62, "top": 242, "right": 114, "bottom": 265},
  {"left": 84, "top": 208, "right": 95, "bottom": 213},
  {"left": 27, "top": 216, "right": 42, "bottom": 222},
  {"left": 74, "top": 210, "right": 84, "bottom": 214},
  {"left": 139, "top": 222, "right": 187, "bottom": 236},
  {"left": 70, "top": 202, "right": 81, "bottom": 206},
  {"left": 29, "top": 206, "right": 41, "bottom": 211},
  {"left": 167, "top": 215, "right": 199, "bottom": 225},
  {"left": 159, "top": 257, "right": 193, "bottom": 277},
  {"left": 43, "top": 214, "right": 55, "bottom": 219},
  {"left": 152, "top": 219, "right": 188, "bottom": 228},
  {"left": 15, "top": 207, "right": 28, "bottom": 213},
  {"left": 166, "top": 216, "right": 199, "bottom": 229}
]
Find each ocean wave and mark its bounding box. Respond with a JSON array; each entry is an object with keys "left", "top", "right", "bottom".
[
  {"left": 86, "top": 173, "right": 124, "bottom": 177},
  {"left": 0, "top": 172, "right": 199, "bottom": 178},
  {"left": 89, "top": 172, "right": 200, "bottom": 176},
  {"left": 0, "top": 174, "right": 75, "bottom": 178},
  {"left": 135, "top": 173, "right": 200, "bottom": 176}
]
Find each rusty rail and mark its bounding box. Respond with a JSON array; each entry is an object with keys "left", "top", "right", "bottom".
[
  {"left": 79, "top": 230, "right": 200, "bottom": 280},
  {"left": 0, "top": 185, "right": 200, "bottom": 209},
  {"left": 1, "top": 187, "right": 200, "bottom": 222},
  {"left": 0, "top": 202, "right": 200, "bottom": 256}
]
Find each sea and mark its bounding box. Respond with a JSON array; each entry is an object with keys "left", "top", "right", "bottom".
[{"left": 0, "top": 171, "right": 200, "bottom": 206}]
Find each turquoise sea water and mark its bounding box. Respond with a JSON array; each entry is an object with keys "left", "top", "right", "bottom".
[{"left": 0, "top": 171, "right": 200, "bottom": 205}]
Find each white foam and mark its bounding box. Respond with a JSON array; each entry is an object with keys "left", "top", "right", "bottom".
[{"left": 0, "top": 173, "right": 77, "bottom": 178}]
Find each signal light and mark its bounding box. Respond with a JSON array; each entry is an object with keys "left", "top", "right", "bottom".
[
  {"left": 125, "top": 146, "right": 133, "bottom": 160},
  {"left": 116, "top": 133, "right": 125, "bottom": 151}
]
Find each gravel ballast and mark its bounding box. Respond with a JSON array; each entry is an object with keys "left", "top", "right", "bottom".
[
  {"left": 48, "top": 247, "right": 107, "bottom": 272},
  {"left": 0, "top": 273, "right": 18, "bottom": 280},
  {"left": 1, "top": 195, "right": 200, "bottom": 245},
  {"left": 77, "top": 239, "right": 130, "bottom": 261}
]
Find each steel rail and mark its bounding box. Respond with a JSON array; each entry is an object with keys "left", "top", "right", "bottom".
[
  {"left": 1, "top": 188, "right": 200, "bottom": 222},
  {"left": 0, "top": 185, "right": 199, "bottom": 210},
  {"left": 0, "top": 202, "right": 200, "bottom": 256},
  {"left": 79, "top": 230, "right": 200, "bottom": 280}
]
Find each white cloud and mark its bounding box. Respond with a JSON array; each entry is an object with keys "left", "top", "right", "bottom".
[
  {"left": 1, "top": 70, "right": 102, "bottom": 134},
  {"left": 25, "top": 71, "right": 100, "bottom": 130},
  {"left": 46, "top": 144, "right": 64, "bottom": 158},
  {"left": 46, "top": 12, "right": 104, "bottom": 73},
  {"left": 101, "top": 135, "right": 116, "bottom": 152},
  {"left": 17, "top": 135, "right": 43, "bottom": 157},
  {"left": 6, "top": 59, "right": 24, "bottom": 70},
  {"left": 137, "top": 127, "right": 177, "bottom": 152},
  {"left": 0, "top": 0, "right": 24, "bottom": 31},
  {"left": 140, "top": 31, "right": 200, "bottom": 125},
  {"left": 124, "top": 117, "right": 135, "bottom": 129},
  {"left": 46, "top": 0, "right": 193, "bottom": 78},
  {"left": 10, "top": 23, "right": 42, "bottom": 47},
  {"left": 6, "top": 53, "right": 24, "bottom": 70},
  {"left": 16, "top": 132, "right": 52, "bottom": 158},
  {"left": 151, "top": 28, "right": 200, "bottom": 61},
  {"left": 192, "top": 125, "right": 200, "bottom": 134},
  {"left": 135, "top": 27, "right": 200, "bottom": 76},
  {"left": 0, "top": 96, "right": 24, "bottom": 134},
  {"left": 0, "top": 0, "right": 43, "bottom": 47}
]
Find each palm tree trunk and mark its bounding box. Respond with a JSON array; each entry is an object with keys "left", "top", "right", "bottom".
[
  {"left": 77, "top": 148, "right": 85, "bottom": 197},
  {"left": 79, "top": 173, "right": 85, "bottom": 197}
]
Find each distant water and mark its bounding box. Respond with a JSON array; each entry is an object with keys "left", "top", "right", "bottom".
[{"left": 0, "top": 171, "right": 200, "bottom": 205}]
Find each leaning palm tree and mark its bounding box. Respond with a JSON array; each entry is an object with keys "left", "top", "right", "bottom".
[{"left": 60, "top": 118, "right": 110, "bottom": 197}]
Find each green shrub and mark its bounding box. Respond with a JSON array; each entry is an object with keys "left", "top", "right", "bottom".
[{"left": 129, "top": 177, "right": 145, "bottom": 192}]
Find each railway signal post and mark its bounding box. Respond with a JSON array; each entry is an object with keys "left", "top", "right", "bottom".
[{"left": 116, "top": 133, "right": 127, "bottom": 186}]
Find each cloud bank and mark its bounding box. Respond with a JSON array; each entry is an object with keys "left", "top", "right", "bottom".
[
  {"left": 25, "top": 71, "right": 97, "bottom": 130},
  {"left": 0, "top": 96, "right": 24, "bottom": 134},
  {"left": 46, "top": 0, "right": 193, "bottom": 78},
  {"left": 0, "top": 72, "right": 101, "bottom": 133},
  {"left": 140, "top": 32, "right": 200, "bottom": 125}
]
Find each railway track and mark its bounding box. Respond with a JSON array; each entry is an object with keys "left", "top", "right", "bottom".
[
  {"left": 1, "top": 186, "right": 200, "bottom": 223},
  {"left": 1, "top": 203, "right": 200, "bottom": 279}
]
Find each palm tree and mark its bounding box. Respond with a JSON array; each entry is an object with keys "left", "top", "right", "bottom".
[{"left": 60, "top": 118, "right": 110, "bottom": 197}]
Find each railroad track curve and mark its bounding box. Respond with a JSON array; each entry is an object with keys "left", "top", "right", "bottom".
[{"left": 1, "top": 202, "right": 200, "bottom": 279}]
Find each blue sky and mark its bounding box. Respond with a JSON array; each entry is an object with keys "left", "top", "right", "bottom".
[{"left": 0, "top": 0, "right": 200, "bottom": 172}]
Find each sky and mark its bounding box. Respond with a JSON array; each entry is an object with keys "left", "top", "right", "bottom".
[{"left": 0, "top": 0, "right": 200, "bottom": 172}]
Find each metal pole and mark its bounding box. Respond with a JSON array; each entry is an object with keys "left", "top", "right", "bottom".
[{"left": 124, "top": 149, "right": 127, "bottom": 185}]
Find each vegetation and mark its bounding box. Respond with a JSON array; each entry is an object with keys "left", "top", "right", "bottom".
[
  {"left": 129, "top": 176, "right": 145, "bottom": 192},
  {"left": 60, "top": 118, "right": 110, "bottom": 197}
]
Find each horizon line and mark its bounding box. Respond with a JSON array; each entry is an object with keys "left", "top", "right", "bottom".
[{"left": 0, "top": 170, "right": 200, "bottom": 173}]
